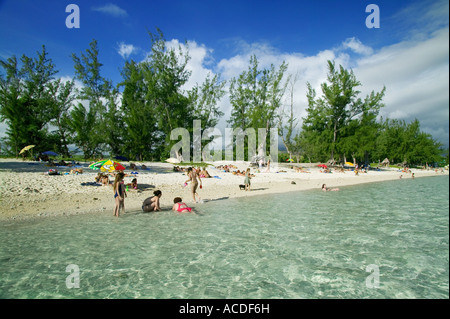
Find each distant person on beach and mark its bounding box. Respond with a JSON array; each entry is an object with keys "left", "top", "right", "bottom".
[
  {"left": 322, "top": 184, "right": 339, "bottom": 192},
  {"left": 244, "top": 168, "right": 252, "bottom": 191},
  {"left": 113, "top": 172, "right": 127, "bottom": 217},
  {"left": 142, "top": 190, "right": 162, "bottom": 212},
  {"left": 185, "top": 167, "right": 202, "bottom": 203},
  {"left": 101, "top": 174, "right": 110, "bottom": 186},
  {"left": 127, "top": 178, "right": 138, "bottom": 189},
  {"left": 200, "top": 168, "right": 211, "bottom": 178},
  {"left": 172, "top": 197, "right": 193, "bottom": 213}
]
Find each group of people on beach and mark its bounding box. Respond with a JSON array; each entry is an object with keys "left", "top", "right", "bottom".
[{"left": 112, "top": 169, "right": 196, "bottom": 217}]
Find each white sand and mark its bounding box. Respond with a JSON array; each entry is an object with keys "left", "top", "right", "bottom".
[{"left": 0, "top": 158, "right": 447, "bottom": 220}]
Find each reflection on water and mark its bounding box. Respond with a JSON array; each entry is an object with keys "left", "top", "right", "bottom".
[{"left": 0, "top": 176, "right": 448, "bottom": 298}]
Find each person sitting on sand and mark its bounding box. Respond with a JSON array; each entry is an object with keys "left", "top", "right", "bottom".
[
  {"left": 200, "top": 168, "right": 211, "bottom": 178},
  {"left": 130, "top": 163, "right": 137, "bottom": 170},
  {"left": 142, "top": 190, "right": 162, "bottom": 212},
  {"left": 95, "top": 173, "right": 102, "bottom": 183},
  {"left": 101, "top": 174, "right": 110, "bottom": 186},
  {"left": 58, "top": 160, "right": 67, "bottom": 166},
  {"left": 322, "top": 184, "right": 339, "bottom": 191},
  {"left": 172, "top": 197, "right": 193, "bottom": 213},
  {"left": 127, "top": 178, "right": 138, "bottom": 190}
]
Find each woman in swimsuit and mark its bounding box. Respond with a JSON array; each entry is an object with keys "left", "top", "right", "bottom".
[
  {"left": 185, "top": 167, "right": 202, "bottom": 203},
  {"left": 172, "top": 197, "right": 193, "bottom": 213},
  {"left": 142, "top": 190, "right": 162, "bottom": 212},
  {"left": 113, "top": 172, "right": 126, "bottom": 217}
]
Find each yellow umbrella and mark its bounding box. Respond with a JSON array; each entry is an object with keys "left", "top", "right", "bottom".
[
  {"left": 19, "top": 145, "right": 35, "bottom": 154},
  {"left": 345, "top": 161, "right": 354, "bottom": 166}
]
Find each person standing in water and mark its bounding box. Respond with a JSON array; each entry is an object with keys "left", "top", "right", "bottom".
[
  {"left": 185, "top": 167, "right": 202, "bottom": 203},
  {"left": 113, "top": 172, "right": 127, "bottom": 217}
]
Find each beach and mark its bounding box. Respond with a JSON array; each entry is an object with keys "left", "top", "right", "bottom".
[{"left": 0, "top": 158, "right": 447, "bottom": 221}]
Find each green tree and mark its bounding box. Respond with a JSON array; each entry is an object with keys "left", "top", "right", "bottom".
[
  {"left": 70, "top": 39, "right": 113, "bottom": 158},
  {"left": 47, "top": 78, "right": 76, "bottom": 157},
  {"left": 142, "top": 29, "right": 193, "bottom": 160},
  {"left": 119, "top": 60, "right": 159, "bottom": 161},
  {"left": 228, "top": 55, "right": 288, "bottom": 160},
  {"left": 303, "top": 61, "right": 385, "bottom": 163},
  {"left": 0, "top": 46, "right": 59, "bottom": 156}
]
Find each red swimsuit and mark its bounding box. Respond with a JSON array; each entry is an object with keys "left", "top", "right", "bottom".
[{"left": 176, "top": 203, "right": 192, "bottom": 213}]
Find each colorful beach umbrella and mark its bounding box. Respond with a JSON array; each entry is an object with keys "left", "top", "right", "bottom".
[
  {"left": 19, "top": 145, "right": 35, "bottom": 154},
  {"left": 318, "top": 164, "right": 328, "bottom": 168},
  {"left": 89, "top": 159, "right": 125, "bottom": 172},
  {"left": 286, "top": 158, "right": 294, "bottom": 162}
]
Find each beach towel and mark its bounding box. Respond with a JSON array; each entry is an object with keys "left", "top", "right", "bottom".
[{"left": 80, "top": 182, "right": 101, "bottom": 186}]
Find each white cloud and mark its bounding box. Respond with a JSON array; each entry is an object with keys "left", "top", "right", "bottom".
[
  {"left": 352, "top": 27, "right": 449, "bottom": 144},
  {"left": 341, "top": 37, "right": 374, "bottom": 56},
  {"left": 118, "top": 42, "right": 137, "bottom": 59},
  {"left": 92, "top": 3, "right": 128, "bottom": 17},
  {"left": 164, "top": 39, "right": 215, "bottom": 91}
]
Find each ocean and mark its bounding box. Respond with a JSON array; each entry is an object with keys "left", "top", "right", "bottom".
[{"left": 0, "top": 175, "right": 448, "bottom": 298}]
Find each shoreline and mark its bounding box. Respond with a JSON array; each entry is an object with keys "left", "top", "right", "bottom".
[{"left": 0, "top": 158, "right": 447, "bottom": 221}]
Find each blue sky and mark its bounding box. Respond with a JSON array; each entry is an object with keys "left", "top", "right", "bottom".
[{"left": 0, "top": 0, "right": 449, "bottom": 147}]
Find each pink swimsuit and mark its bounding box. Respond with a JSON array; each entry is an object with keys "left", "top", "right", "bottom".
[{"left": 177, "top": 203, "right": 192, "bottom": 213}]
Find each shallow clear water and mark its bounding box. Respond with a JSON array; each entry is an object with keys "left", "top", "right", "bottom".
[{"left": 0, "top": 176, "right": 448, "bottom": 299}]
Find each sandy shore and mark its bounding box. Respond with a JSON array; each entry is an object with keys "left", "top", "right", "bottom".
[{"left": 0, "top": 158, "right": 447, "bottom": 221}]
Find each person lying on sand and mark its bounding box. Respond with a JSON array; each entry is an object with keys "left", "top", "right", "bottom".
[
  {"left": 199, "top": 168, "right": 211, "bottom": 178},
  {"left": 70, "top": 168, "right": 83, "bottom": 174}
]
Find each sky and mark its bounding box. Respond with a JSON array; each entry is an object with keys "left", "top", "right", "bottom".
[{"left": 0, "top": 0, "right": 449, "bottom": 148}]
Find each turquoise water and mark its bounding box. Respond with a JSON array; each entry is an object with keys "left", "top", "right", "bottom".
[{"left": 0, "top": 176, "right": 448, "bottom": 299}]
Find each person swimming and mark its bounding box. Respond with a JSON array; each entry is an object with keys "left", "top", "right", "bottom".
[{"left": 322, "top": 184, "right": 340, "bottom": 191}]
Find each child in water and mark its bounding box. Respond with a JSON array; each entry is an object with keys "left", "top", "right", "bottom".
[{"left": 172, "top": 197, "right": 193, "bottom": 213}]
